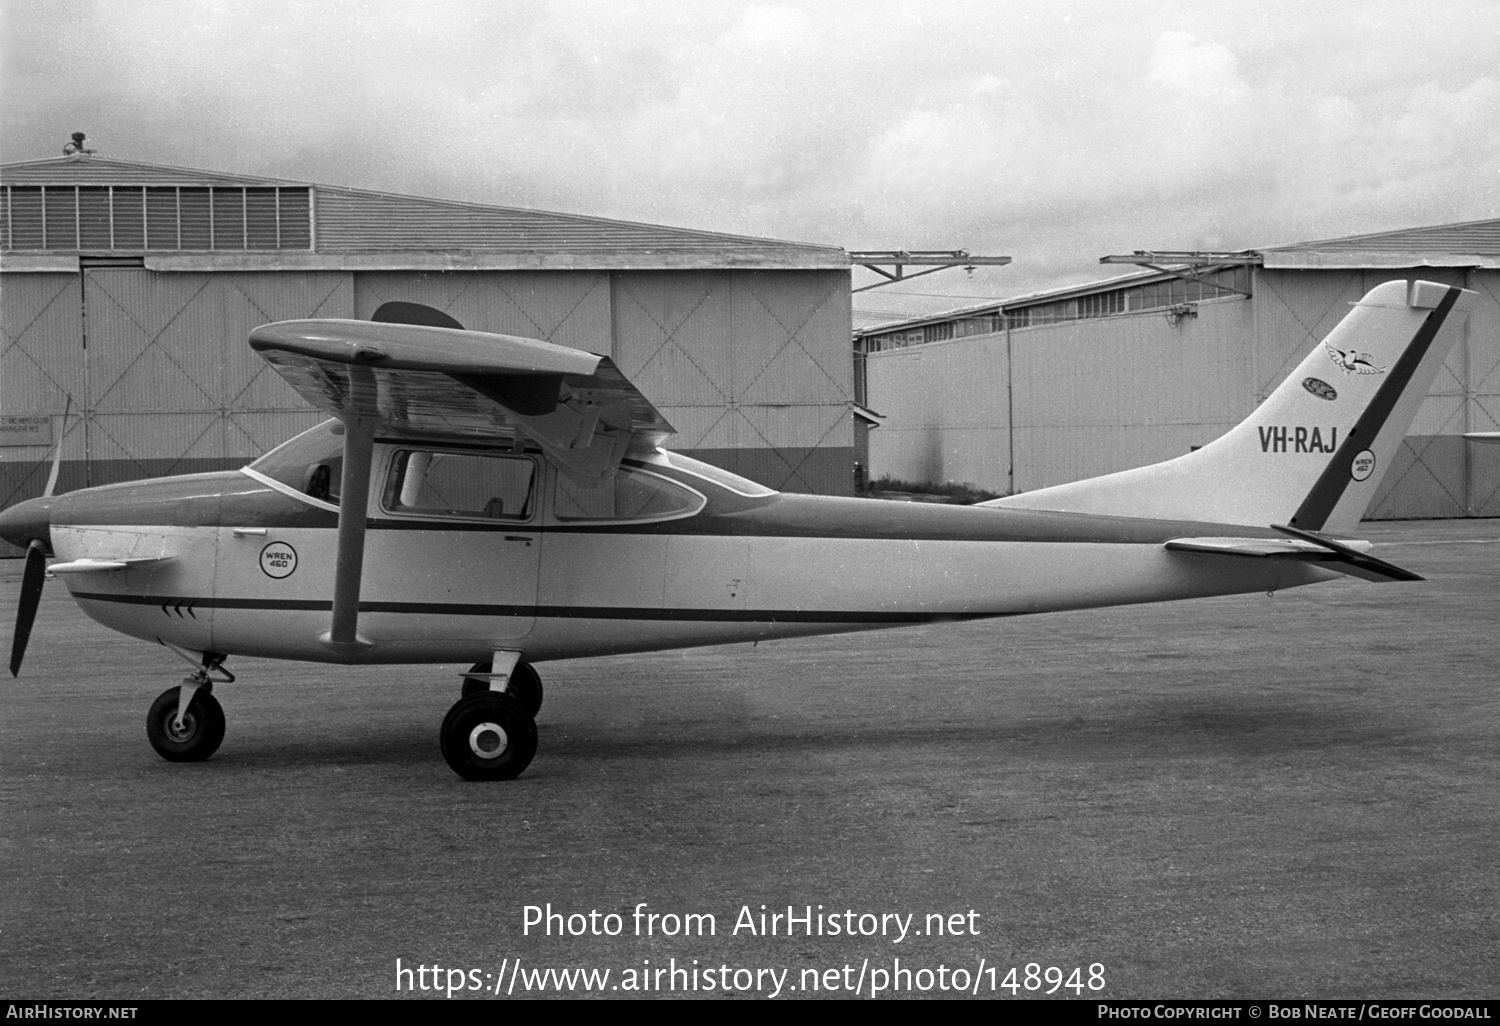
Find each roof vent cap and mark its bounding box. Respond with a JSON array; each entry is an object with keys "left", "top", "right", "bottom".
[{"left": 62, "top": 132, "right": 96, "bottom": 158}]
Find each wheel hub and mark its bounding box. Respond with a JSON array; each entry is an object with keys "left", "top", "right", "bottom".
[
  {"left": 165, "top": 711, "right": 197, "bottom": 743},
  {"left": 469, "top": 722, "right": 509, "bottom": 760}
]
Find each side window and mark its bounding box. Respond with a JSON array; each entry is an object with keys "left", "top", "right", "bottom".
[
  {"left": 384, "top": 450, "right": 536, "bottom": 521},
  {"left": 554, "top": 467, "right": 704, "bottom": 522}
]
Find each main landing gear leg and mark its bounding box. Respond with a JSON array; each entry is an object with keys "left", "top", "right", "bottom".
[
  {"left": 146, "top": 653, "right": 232, "bottom": 763},
  {"left": 461, "top": 653, "right": 544, "bottom": 718},
  {"left": 443, "top": 650, "right": 539, "bottom": 780}
]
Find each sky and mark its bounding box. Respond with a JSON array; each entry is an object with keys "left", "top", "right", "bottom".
[{"left": 2, "top": 0, "right": 1498, "bottom": 325}]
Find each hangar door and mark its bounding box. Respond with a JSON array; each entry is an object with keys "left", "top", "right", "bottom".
[
  {"left": 353, "top": 269, "right": 856, "bottom": 495},
  {"left": 1, "top": 267, "right": 353, "bottom": 554},
  {"left": 82, "top": 267, "right": 353, "bottom": 486},
  {"left": 353, "top": 270, "right": 613, "bottom": 353},
  {"left": 612, "top": 270, "right": 854, "bottom": 494},
  {"left": 1, "top": 272, "right": 84, "bottom": 515}
]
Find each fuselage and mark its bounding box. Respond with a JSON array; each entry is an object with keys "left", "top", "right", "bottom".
[{"left": 35, "top": 424, "right": 1333, "bottom": 666}]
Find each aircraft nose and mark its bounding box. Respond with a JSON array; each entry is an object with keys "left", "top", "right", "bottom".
[{"left": 0, "top": 496, "right": 53, "bottom": 550}]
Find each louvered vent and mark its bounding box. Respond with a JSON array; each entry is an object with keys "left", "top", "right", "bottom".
[{"left": 2, "top": 185, "right": 312, "bottom": 251}]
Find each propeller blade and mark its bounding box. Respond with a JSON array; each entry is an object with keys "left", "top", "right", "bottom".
[
  {"left": 43, "top": 394, "right": 71, "bottom": 498},
  {"left": 10, "top": 538, "right": 47, "bottom": 677}
]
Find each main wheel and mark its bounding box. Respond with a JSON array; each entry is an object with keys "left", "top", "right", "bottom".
[
  {"left": 146, "top": 686, "right": 226, "bottom": 762},
  {"left": 440, "top": 692, "right": 537, "bottom": 781},
  {"left": 462, "top": 661, "right": 543, "bottom": 718}
]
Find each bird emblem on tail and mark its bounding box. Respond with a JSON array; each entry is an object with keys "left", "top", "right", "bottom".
[{"left": 1325, "top": 343, "right": 1386, "bottom": 375}]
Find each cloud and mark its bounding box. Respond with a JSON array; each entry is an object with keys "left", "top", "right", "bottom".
[
  {"left": 3, "top": 0, "right": 1498, "bottom": 315},
  {"left": 1147, "top": 31, "right": 1250, "bottom": 101},
  {"left": 721, "top": 4, "right": 815, "bottom": 51}
]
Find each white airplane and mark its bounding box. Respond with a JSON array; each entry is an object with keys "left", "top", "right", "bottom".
[{"left": 0, "top": 280, "right": 1476, "bottom": 780}]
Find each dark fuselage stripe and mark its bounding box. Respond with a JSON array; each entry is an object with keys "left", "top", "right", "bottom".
[{"left": 69, "top": 591, "right": 999, "bottom": 624}]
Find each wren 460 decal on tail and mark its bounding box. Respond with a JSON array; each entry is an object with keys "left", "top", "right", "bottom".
[{"left": 0, "top": 280, "right": 1476, "bottom": 779}]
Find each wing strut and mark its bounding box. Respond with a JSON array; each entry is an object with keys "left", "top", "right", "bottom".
[{"left": 320, "top": 413, "right": 376, "bottom": 656}]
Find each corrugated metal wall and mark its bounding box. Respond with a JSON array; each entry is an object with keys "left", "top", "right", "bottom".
[
  {"left": 353, "top": 271, "right": 612, "bottom": 352},
  {"left": 1011, "top": 298, "right": 1254, "bottom": 492},
  {"left": 354, "top": 268, "right": 854, "bottom": 494},
  {"left": 3, "top": 264, "right": 853, "bottom": 557},
  {"left": 865, "top": 330, "right": 1012, "bottom": 491},
  {"left": 81, "top": 269, "right": 351, "bottom": 486},
  {"left": 868, "top": 269, "right": 1499, "bottom": 519},
  {"left": 1460, "top": 269, "right": 1500, "bottom": 516},
  {"left": 868, "top": 298, "right": 1254, "bottom": 495},
  {"left": 612, "top": 270, "right": 853, "bottom": 494},
  {"left": 1, "top": 273, "right": 85, "bottom": 506},
  {"left": 1, "top": 269, "right": 350, "bottom": 554}
]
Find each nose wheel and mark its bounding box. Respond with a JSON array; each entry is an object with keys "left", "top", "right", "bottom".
[
  {"left": 146, "top": 684, "right": 226, "bottom": 762},
  {"left": 440, "top": 691, "right": 537, "bottom": 781}
]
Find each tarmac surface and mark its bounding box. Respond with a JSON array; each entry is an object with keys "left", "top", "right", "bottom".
[{"left": 1, "top": 518, "right": 1496, "bottom": 1000}]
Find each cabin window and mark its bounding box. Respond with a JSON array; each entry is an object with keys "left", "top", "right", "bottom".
[
  {"left": 383, "top": 450, "right": 535, "bottom": 521},
  {"left": 553, "top": 467, "right": 704, "bottom": 522},
  {"left": 247, "top": 419, "right": 345, "bottom": 505}
]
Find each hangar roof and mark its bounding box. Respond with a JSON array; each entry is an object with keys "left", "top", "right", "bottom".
[
  {"left": 1260, "top": 217, "right": 1500, "bottom": 269},
  {"left": 0, "top": 155, "right": 847, "bottom": 271},
  {"left": 858, "top": 217, "right": 1500, "bottom": 343},
  {"left": 854, "top": 263, "right": 1225, "bottom": 338}
]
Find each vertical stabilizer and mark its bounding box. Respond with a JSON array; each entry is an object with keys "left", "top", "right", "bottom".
[{"left": 982, "top": 280, "right": 1475, "bottom": 532}]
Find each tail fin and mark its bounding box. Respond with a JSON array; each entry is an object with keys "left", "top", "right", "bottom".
[{"left": 982, "top": 279, "right": 1475, "bottom": 532}]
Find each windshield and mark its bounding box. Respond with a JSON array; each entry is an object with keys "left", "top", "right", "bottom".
[
  {"left": 247, "top": 419, "right": 344, "bottom": 504},
  {"left": 656, "top": 450, "right": 776, "bottom": 498}
]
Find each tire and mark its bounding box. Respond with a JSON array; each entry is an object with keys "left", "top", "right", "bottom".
[
  {"left": 462, "top": 661, "right": 543, "bottom": 718},
  {"left": 146, "top": 686, "right": 226, "bottom": 762},
  {"left": 440, "top": 692, "right": 537, "bottom": 781}
]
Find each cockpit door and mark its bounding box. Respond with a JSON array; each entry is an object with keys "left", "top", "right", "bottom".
[{"left": 359, "top": 446, "right": 542, "bottom": 645}]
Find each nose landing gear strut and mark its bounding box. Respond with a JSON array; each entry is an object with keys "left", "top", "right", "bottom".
[{"left": 146, "top": 648, "right": 233, "bottom": 762}]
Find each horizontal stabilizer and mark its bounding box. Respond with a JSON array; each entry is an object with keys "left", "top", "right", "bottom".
[
  {"left": 1165, "top": 536, "right": 1337, "bottom": 558},
  {"left": 1164, "top": 527, "right": 1422, "bottom": 583},
  {"left": 49, "top": 557, "right": 173, "bottom": 574},
  {"left": 1270, "top": 523, "right": 1423, "bottom": 582}
]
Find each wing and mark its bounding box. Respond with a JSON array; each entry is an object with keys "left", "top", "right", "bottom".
[
  {"left": 248, "top": 317, "right": 680, "bottom": 655},
  {"left": 249, "top": 319, "right": 674, "bottom": 483}
]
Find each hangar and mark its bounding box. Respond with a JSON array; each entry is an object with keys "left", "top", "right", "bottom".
[
  {"left": 0, "top": 154, "right": 856, "bottom": 555},
  {"left": 859, "top": 219, "right": 1500, "bottom": 518}
]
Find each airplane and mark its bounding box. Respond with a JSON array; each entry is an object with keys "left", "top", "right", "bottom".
[{"left": 0, "top": 279, "right": 1477, "bottom": 781}]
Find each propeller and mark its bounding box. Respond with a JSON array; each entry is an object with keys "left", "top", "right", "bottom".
[
  {"left": 6, "top": 396, "right": 69, "bottom": 677},
  {"left": 10, "top": 539, "right": 47, "bottom": 676}
]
